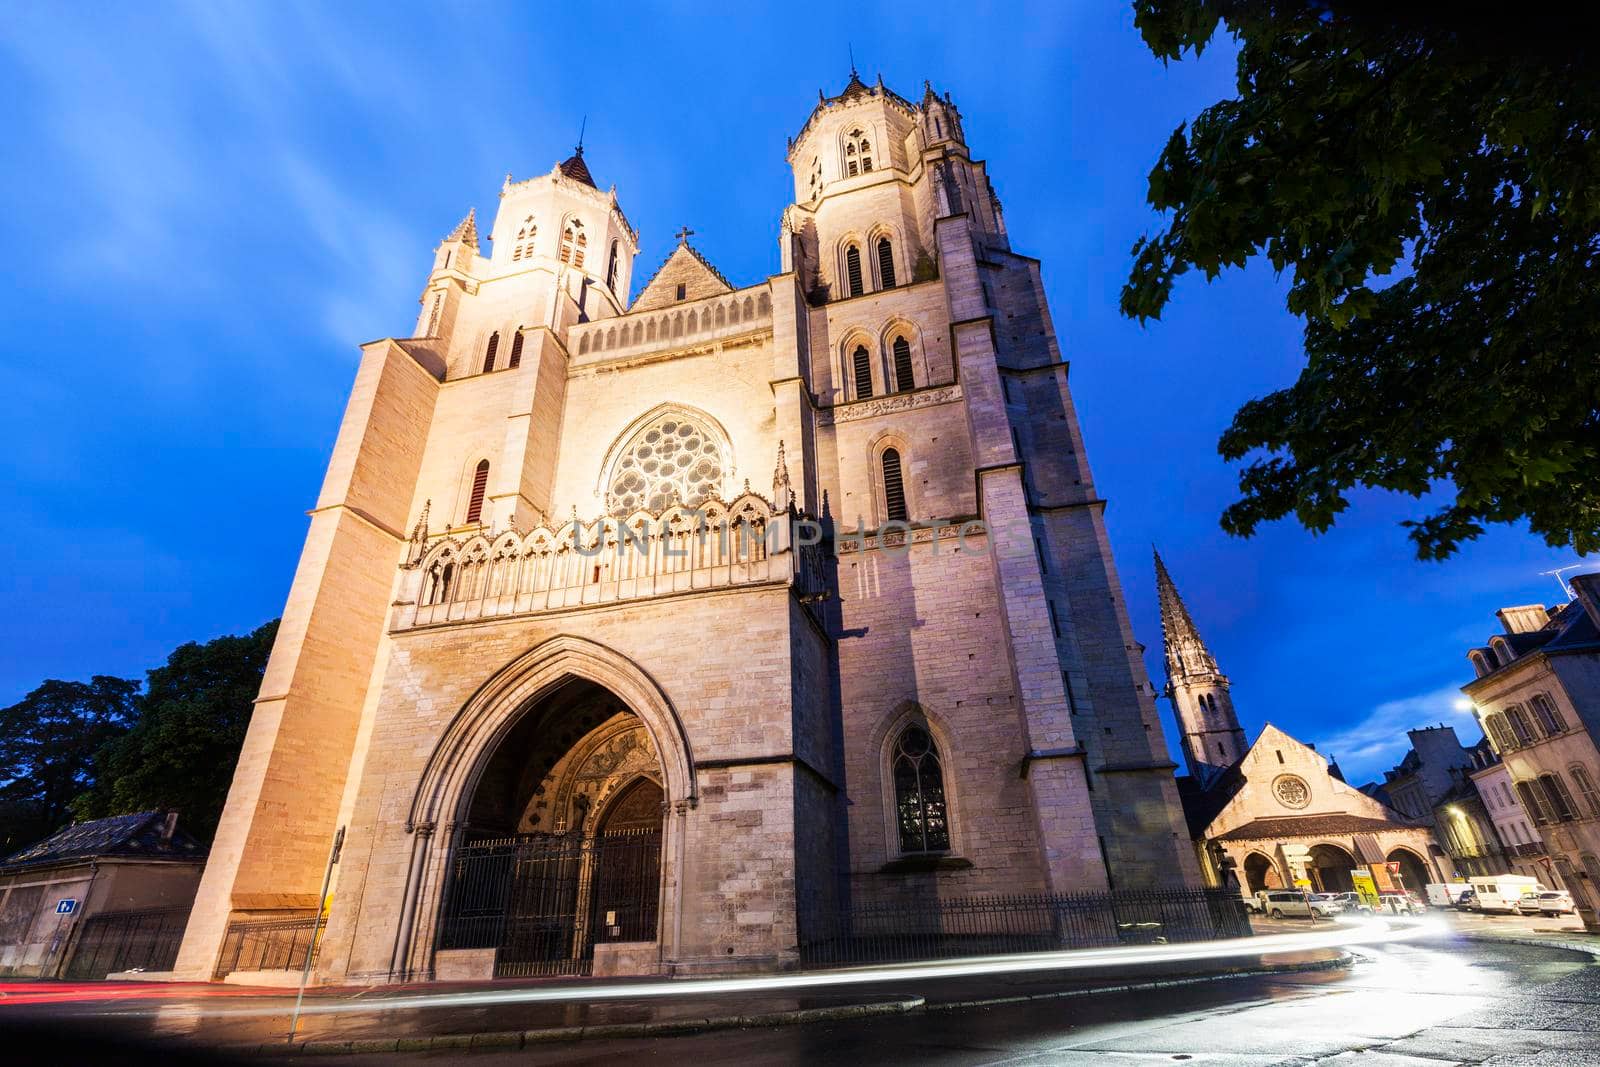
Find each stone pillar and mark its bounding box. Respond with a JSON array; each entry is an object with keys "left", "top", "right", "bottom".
[{"left": 173, "top": 339, "right": 439, "bottom": 980}]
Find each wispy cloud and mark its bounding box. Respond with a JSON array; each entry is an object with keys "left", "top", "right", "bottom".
[{"left": 1310, "top": 684, "right": 1479, "bottom": 783}]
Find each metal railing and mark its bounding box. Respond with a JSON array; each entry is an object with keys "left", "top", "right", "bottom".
[
  {"left": 438, "top": 828, "right": 663, "bottom": 978},
  {"left": 61, "top": 907, "right": 188, "bottom": 980},
  {"left": 799, "top": 887, "right": 1251, "bottom": 968},
  {"left": 214, "top": 915, "right": 321, "bottom": 979}
]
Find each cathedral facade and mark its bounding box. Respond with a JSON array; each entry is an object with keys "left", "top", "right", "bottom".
[{"left": 174, "top": 75, "right": 1197, "bottom": 984}]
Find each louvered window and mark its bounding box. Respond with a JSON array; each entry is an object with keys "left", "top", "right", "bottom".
[
  {"left": 508, "top": 332, "right": 523, "bottom": 369},
  {"left": 1541, "top": 774, "right": 1578, "bottom": 821},
  {"left": 1531, "top": 693, "right": 1567, "bottom": 735},
  {"left": 892, "top": 336, "right": 913, "bottom": 392},
  {"left": 1505, "top": 705, "right": 1538, "bottom": 744},
  {"left": 1517, "top": 779, "right": 1555, "bottom": 825},
  {"left": 466, "top": 460, "right": 489, "bottom": 524},
  {"left": 482, "top": 332, "right": 499, "bottom": 373},
  {"left": 851, "top": 345, "right": 873, "bottom": 399},
  {"left": 881, "top": 448, "right": 908, "bottom": 522},
  {"left": 877, "top": 237, "right": 896, "bottom": 288},
  {"left": 845, "top": 245, "right": 864, "bottom": 297}
]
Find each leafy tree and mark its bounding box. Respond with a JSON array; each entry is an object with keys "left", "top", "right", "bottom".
[
  {"left": 0, "top": 676, "right": 139, "bottom": 851},
  {"left": 1123, "top": 2, "right": 1600, "bottom": 558},
  {"left": 72, "top": 620, "right": 278, "bottom": 843}
]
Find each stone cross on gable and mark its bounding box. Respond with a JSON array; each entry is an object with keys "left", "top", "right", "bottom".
[{"left": 675, "top": 225, "right": 695, "bottom": 244}]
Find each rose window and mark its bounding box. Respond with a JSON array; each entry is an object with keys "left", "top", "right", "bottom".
[{"left": 607, "top": 413, "right": 725, "bottom": 514}]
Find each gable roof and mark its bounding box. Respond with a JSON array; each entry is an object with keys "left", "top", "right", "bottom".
[
  {"left": 630, "top": 241, "right": 734, "bottom": 312},
  {"left": 1214, "top": 812, "right": 1424, "bottom": 842},
  {"left": 2, "top": 811, "right": 206, "bottom": 870}
]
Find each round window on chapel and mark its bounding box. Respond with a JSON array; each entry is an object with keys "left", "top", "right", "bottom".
[{"left": 1272, "top": 774, "right": 1311, "bottom": 810}]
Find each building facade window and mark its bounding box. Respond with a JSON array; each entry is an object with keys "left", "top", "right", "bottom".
[
  {"left": 1541, "top": 773, "right": 1579, "bottom": 821},
  {"left": 508, "top": 331, "right": 524, "bottom": 369},
  {"left": 1569, "top": 764, "right": 1600, "bottom": 818},
  {"left": 1530, "top": 693, "right": 1567, "bottom": 735},
  {"left": 465, "top": 460, "right": 490, "bottom": 525},
  {"left": 1484, "top": 714, "right": 1516, "bottom": 752},
  {"left": 851, "top": 344, "right": 873, "bottom": 399},
  {"left": 845, "top": 245, "right": 864, "bottom": 297},
  {"left": 482, "top": 332, "right": 500, "bottom": 373},
  {"left": 877, "top": 237, "right": 896, "bottom": 288},
  {"left": 892, "top": 724, "right": 949, "bottom": 853},
  {"left": 1504, "top": 706, "right": 1538, "bottom": 745},
  {"left": 881, "top": 447, "right": 908, "bottom": 522},
  {"left": 1516, "top": 779, "right": 1555, "bottom": 825},
  {"left": 560, "top": 220, "right": 586, "bottom": 267},
  {"left": 604, "top": 409, "right": 727, "bottom": 515},
  {"left": 892, "top": 335, "right": 914, "bottom": 392}
]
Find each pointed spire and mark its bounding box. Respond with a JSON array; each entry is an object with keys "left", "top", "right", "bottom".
[
  {"left": 773, "top": 440, "right": 792, "bottom": 511},
  {"left": 1154, "top": 548, "right": 1222, "bottom": 683},
  {"left": 446, "top": 208, "right": 478, "bottom": 250}
]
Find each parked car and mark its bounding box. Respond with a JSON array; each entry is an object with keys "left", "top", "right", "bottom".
[
  {"left": 1514, "top": 891, "right": 1549, "bottom": 915},
  {"left": 1535, "top": 890, "right": 1576, "bottom": 916},
  {"left": 1455, "top": 889, "right": 1479, "bottom": 911},
  {"left": 1371, "top": 892, "right": 1420, "bottom": 915},
  {"left": 1255, "top": 890, "right": 1343, "bottom": 919}
]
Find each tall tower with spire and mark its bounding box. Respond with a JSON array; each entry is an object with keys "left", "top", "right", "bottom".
[{"left": 1155, "top": 551, "right": 1248, "bottom": 783}]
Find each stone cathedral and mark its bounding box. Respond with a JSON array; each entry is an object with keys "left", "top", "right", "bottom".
[{"left": 174, "top": 74, "right": 1197, "bottom": 984}]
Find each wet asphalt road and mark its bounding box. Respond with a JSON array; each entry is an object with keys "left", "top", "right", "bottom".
[{"left": 333, "top": 935, "right": 1596, "bottom": 1066}]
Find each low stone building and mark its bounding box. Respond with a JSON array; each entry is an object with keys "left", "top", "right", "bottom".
[
  {"left": 1156, "top": 553, "right": 1439, "bottom": 898},
  {"left": 0, "top": 811, "right": 205, "bottom": 978},
  {"left": 1463, "top": 572, "right": 1600, "bottom": 929}
]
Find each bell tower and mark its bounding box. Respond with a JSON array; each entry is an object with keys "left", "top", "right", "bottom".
[{"left": 1156, "top": 550, "right": 1248, "bottom": 784}]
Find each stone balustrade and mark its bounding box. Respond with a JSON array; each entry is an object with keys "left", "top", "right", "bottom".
[
  {"left": 395, "top": 493, "right": 822, "bottom": 630},
  {"left": 570, "top": 288, "right": 772, "bottom": 359}
]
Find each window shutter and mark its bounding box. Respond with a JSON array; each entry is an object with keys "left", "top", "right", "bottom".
[
  {"left": 852, "top": 345, "right": 873, "bottom": 399},
  {"left": 482, "top": 332, "right": 499, "bottom": 373},
  {"left": 466, "top": 460, "right": 489, "bottom": 524},
  {"left": 877, "top": 238, "right": 896, "bottom": 288},
  {"left": 882, "top": 448, "right": 908, "bottom": 522},
  {"left": 846, "top": 246, "right": 864, "bottom": 297},
  {"left": 892, "top": 336, "right": 914, "bottom": 392},
  {"left": 508, "top": 332, "right": 523, "bottom": 369}
]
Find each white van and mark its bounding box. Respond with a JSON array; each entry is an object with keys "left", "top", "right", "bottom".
[
  {"left": 1468, "top": 875, "right": 1541, "bottom": 914},
  {"left": 1425, "top": 882, "right": 1471, "bottom": 908}
]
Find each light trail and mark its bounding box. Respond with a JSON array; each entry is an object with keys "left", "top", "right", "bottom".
[{"left": 179, "top": 915, "right": 1442, "bottom": 1021}]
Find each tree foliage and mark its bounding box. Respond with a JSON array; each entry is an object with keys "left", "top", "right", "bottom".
[
  {"left": 71, "top": 620, "right": 278, "bottom": 842},
  {"left": 1124, "top": 2, "right": 1600, "bottom": 558},
  {"left": 0, "top": 676, "right": 139, "bottom": 851}
]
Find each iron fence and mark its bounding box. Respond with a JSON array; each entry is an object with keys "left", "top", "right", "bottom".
[
  {"left": 799, "top": 887, "right": 1251, "bottom": 968},
  {"left": 61, "top": 907, "right": 188, "bottom": 980},
  {"left": 438, "top": 828, "right": 662, "bottom": 978},
  {"left": 214, "top": 915, "right": 320, "bottom": 979}
]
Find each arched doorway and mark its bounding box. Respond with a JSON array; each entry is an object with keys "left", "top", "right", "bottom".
[
  {"left": 436, "top": 678, "right": 666, "bottom": 976},
  {"left": 1308, "top": 844, "right": 1357, "bottom": 893},
  {"left": 1386, "top": 847, "right": 1430, "bottom": 897},
  {"left": 1243, "top": 852, "right": 1282, "bottom": 893}
]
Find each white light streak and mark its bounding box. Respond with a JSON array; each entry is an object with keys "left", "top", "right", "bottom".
[{"left": 189, "top": 916, "right": 1437, "bottom": 1021}]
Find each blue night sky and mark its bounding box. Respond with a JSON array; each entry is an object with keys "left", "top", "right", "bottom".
[{"left": 1, "top": 3, "right": 1590, "bottom": 784}]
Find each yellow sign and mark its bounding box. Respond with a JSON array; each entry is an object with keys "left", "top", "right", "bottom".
[{"left": 1351, "top": 870, "right": 1380, "bottom": 908}]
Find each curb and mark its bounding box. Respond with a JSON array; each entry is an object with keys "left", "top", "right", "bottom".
[
  {"left": 255, "top": 996, "right": 924, "bottom": 1056},
  {"left": 1455, "top": 931, "right": 1600, "bottom": 960}
]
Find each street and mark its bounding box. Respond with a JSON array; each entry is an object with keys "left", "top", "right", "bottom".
[
  {"left": 2, "top": 914, "right": 1596, "bottom": 1065},
  {"left": 370, "top": 935, "right": 1591, "bottom": 1066}
]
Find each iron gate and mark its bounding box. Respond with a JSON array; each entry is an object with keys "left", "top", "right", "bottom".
[
  {"left": 438, "top": 828, "right": 661, "bottom": 977},
  {"left": 61, "top": 907, "right": 189, "bottom": 980}
]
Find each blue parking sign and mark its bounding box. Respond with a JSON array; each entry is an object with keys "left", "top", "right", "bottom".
[{"left": 55, "top": 898, "right": 76, "bottom": 915}]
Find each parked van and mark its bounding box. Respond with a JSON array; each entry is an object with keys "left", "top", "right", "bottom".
[
  {"left": 1468, "top": 875, "right": 1541, "bottom": 914},
  {"left": 1424, "top": 882, "right": 1472, "bottom": 908}
]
